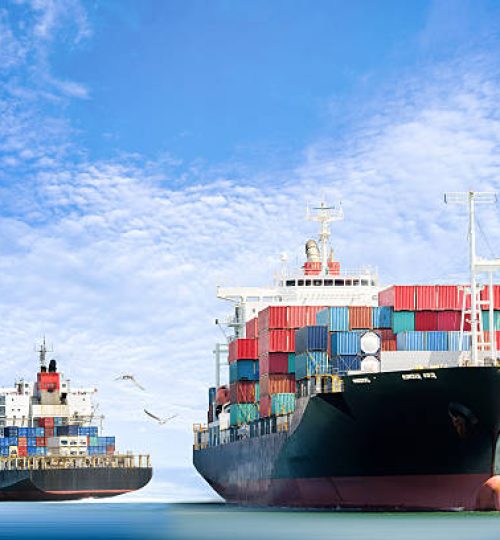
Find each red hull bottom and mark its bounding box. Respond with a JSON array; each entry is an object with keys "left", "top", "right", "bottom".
[{"left": 217, "top": 474, "right": 500, "bottom": 511}]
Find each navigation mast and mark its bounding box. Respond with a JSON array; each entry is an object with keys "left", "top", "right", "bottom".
[{"left": 306, "top": 200, "right": 344, "bottom": 276}]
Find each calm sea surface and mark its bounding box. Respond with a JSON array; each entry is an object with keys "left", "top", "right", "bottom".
[{"left": 0, "top": 503, "right": 499, "bottom": 540}]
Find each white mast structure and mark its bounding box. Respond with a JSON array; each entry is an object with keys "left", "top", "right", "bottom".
[
  {"left": 306, "top": 201, "right": 344, "bottom": 275},
  {"left": 444, "top": 191, "right": 498, "bottom": 366}
]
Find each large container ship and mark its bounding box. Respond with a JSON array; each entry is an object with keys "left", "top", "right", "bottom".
[
  {"left": 0, "top": 342, "right": 152, "bottom": 500},
  {"left": 193, "top": 192, "right": 500, "bottom": 510}
]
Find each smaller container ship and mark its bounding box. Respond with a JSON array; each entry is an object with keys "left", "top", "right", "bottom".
[{"left": 0, "top": 341, "right": 152, "bottom": 500}]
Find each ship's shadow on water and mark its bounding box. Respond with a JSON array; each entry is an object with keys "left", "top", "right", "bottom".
[{"left": 0, "top": 502, "right": 498, "bottom": 540}]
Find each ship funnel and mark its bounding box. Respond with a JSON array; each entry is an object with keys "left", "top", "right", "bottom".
[
  {"left": 49, "top": 359, "right": 57, "bottom": 373},
  {"left": 305, "top": 239, "right": 321, "bottom": 262}
]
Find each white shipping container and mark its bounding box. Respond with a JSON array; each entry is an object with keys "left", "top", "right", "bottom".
[{"left": 380, "top": 351, "right": 469, "bottom": 372}]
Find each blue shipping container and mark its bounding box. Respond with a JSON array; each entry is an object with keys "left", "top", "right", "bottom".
[
  {"left": 208, "top": 387, "right": 216, "bottom": 405},
  {"left": 230, "top": 403, "right": 259, "bottom": 426},
  {"left": 295, "top": 325, "right": 328, "bottom": 354},
  {"left": 330, "top": 332, "right": 361, "bottom": 355},
  {"left": 332, "top": 355, "right": 361, "bottom": 373},
  {"left": 27, "top": 446, "right": 37, "bottom": 456},
  {"left": 397, "top": 331, "right": 426, "bottom": 351},
  {"left": 18, "top": 428, "right": 28, "bottom": 437},
  {"left": 271, "top": 393, "right": 296, "bottom": 415},
  {"left": 425, "top": 331, "right": 448, "bottom": 351},
  {"left": 448, "top": 332, "right": 472, "bottom": 351},
  {"left": 316, "top": 307, "right": 349, "bottom": 331},
  {"left": 372, "top": 306, "right": 393, "bottom": 329},
  {"left": 4, "top": 427, "right": 17, "bottom": 437},
  {"left": 27, "top": 437, "right": 36, "bottom": 446},
  {"left": 392, "top": 311, "right": 415, "bottom": 333},
  {"left": 295, "top": 351, "right": 329, "bottom": 380},
  {"left": 229, "top": 360, "right": 259, "bottom": 383}
]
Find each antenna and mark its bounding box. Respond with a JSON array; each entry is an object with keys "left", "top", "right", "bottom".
[
  {"left": 306, "top": 199, "right": 344, "bottom": 276},
  {"left": 444, "top": 191, "right": 497, "bottom": 365},
  {"left": 35, "top": 337, "right": 53, "bottom": 371}
]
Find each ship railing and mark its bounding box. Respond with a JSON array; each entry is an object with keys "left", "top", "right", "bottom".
[
  {"left": 296, "top": 374, "right": 344, "bottom": 398},
  {"left": 0, "top": 454, "right": 151, "bottom": 471}
]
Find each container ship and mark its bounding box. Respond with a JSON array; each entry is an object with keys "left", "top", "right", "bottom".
[
  {"left": 193, "top": 192, "right": 500, "bottom": 511},
  {"left": 0, "top": 342, "right": 152, "bottom": 500}
]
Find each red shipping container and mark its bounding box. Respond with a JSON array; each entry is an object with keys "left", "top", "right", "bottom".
[
  {"left": 36, "top": 437, "right": 46, "bottom": 447},
  {"left": 246, "top": 317, "right": 259, "bottom": 339},
  {"left": 480, "top": 285, "right": 500, "bottom": 310},
  {"left": 288, "top": 306, "right": 326, "bottom": 328},
  {"left": 258, "top": 329, "right": 295, "bottom": 354},
  {"left": 37, "top": 372, "right": 60, "bottom": 391},
  {"left": 258, "top": 306, "right": 288, "bottom": 332},
  {"left": 228, "top": 338, "right": 258, "bottom": 363},
  {"left": 39, "top": 417, "right": 54, "bottom": 428},
  {"left": 415, "top": 311, "right": 438, "bottom": 331},
  {"left": 415, "top": 285, "right": 437, "bottom": 310},
  {"left": 106, "top": 446, "right": 115, "bottom": 454},
  {"left": 229, "top": 381, "right": 256, "bottom": 403},
  {"left": 349, "top": 306, "right": 372, "bottom": 329},
  {"left": 260, "top": 374, "right": 295, "bottom": 395},
  {"left": 437, "top": 311, "right": 461, "bottom": 331},
  {"left": 259, "top": 394, "right": 271, "bottom": 417},
  {"left": 17, "top": 447, "right": 27, "bottom": 457},
  {"left": 259, "top": 352, "right": 289, "bottom": 375},
  {"left": 378, "top": 286, "right": 416, "bottom": 311},
  {"left": 437, "top": 286, "right": 461, "bottom": 310},
  {"left": 45, "top": 427, "right": 54, "bottom": 438}
]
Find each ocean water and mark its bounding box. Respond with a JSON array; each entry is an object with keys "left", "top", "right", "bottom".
[{"left": 0, "top": 503, "right": 499, "bottom": 540}]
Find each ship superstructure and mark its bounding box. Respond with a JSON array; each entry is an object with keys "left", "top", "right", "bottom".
[{"left": 194, "top": 192, "right": 500, "bottom": 511}]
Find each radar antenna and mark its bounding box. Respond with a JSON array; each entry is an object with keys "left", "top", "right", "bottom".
[
  {"left": 306, "top": 200, "right": 344, "bottom": 276},
  {"left": 444, "top": 191, "right": 497, "bottom": 365}
]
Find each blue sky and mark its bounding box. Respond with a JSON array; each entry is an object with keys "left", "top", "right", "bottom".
[{"left": 1, "top": 0, "right": 500, "bottom": 501}]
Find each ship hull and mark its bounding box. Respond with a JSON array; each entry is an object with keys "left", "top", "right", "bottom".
[
  {"left": 0, "top": 467, "right": 153, "bottom": 501},
  {"left": 194, "top": 367, "right": 500, "bottom": 510}
]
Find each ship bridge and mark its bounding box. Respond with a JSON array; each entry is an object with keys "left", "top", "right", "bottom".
[{"left": 217, "top": 201, "right": 384, "bottom": 328}]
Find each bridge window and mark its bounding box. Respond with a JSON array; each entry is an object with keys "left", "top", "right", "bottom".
[
  {"left": 298, "top": 280, "right": 304, "bottom": 286},
  {"left": 345, "top": 279, "right": 352, "bottom": 286},
  {"left": 313, "top": 280, "right": 322, "bottom": 286},
  {"left": 286, "top": 280, "right": 296, "bottom": 287},
  {"left": 305, "top": 280, "right": 312, "bottom": 286},
  {"left": 361, "top": 279, "right": 369, "bottom": 286},
  {"left": 353, "top": 279, "right": 360, "bottom": 286},
  {"left": 335, "top": 279, "right": 344, "bottom": 286},
  {"left": 324, "top": 279, "right": 333, "bottom": 286}
]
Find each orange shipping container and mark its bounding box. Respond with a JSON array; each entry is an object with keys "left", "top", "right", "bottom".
[
  {"left": 349, "top": 306, "right": 372, "bottom": 330},
  {"left": 260, "top": 374, "right": 295, "bottom": 395},
  {"left": 18, "top": 437, "right": 27, "bottom": 446}
]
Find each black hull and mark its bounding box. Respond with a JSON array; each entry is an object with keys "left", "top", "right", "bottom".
[
  {"left": 0, "top": 467, "right": 153, "bottom": 501},
  {"left": 194, "top": 367, "right": 500, "bottom": 510}
]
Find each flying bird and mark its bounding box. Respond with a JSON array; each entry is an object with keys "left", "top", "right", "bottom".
[
  {"left": 144, "top": 409, "right": 178, "bottom": 425},
  {"left": 115, "top": 374, "right": 145, "bottom": 391}
]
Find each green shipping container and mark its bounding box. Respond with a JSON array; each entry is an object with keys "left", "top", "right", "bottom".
[
  {"left": 288, "top": 353, "right": 295, "bottom": 373},
  {"left": 481, "top": 311, "right": 500, "bottom": 331},
  {"left": 392, "top": 311, "right": 415, "bottom": 334},
  {"left": 89, "top": 437, "right": 98, "bottom": 446},
  {"left": 230, "top": 403, "right": 259, "bottom": 426},
  {"left": 271, "top": 393, "right": 296, "bottom": 415},
  {"left": 255, "top": 383, "right": 260, "bottom": 402}
]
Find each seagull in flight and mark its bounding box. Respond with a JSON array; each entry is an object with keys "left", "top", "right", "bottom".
[
  {"left": 144, "top": 409, "right": 178, "bottom": 425},
  {"left": 115, "top": 374, "right": 145, "bottom": 391}
]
